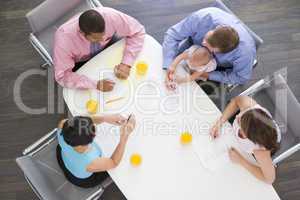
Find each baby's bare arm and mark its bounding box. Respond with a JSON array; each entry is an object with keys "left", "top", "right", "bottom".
[
  {"left": 190, "top": 71, "right": 204, "bottom": 81},
  {"left": 170, "top": 52, "right": 188, "bottom": 70}
]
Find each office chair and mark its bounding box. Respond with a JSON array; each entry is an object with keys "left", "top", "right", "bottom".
[
  {"left": 239, "top": 72, "right": 300, "bottom": 165},
  {"left": 26, "top": 0, "right": 102, "bottom": 69},
  {"left": 16, "top": 128, "right": 113, "bottom": 200}
]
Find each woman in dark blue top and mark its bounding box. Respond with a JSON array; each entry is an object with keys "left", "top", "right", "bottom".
[{"left": 56, "top": 114, "right": 135, "bottom": 188}]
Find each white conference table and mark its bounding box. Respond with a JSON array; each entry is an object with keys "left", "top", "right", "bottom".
[{"left": 63, "top": 35, "right": 280, "bottom": 200}]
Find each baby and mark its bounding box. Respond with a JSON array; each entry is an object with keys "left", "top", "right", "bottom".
[{"left": 166, "top": 45, "right": 217, "bottom": 89}]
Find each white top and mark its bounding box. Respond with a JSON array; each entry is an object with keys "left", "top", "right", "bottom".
[
  {"left": 185, "top": 45, "right": 217, "bottom": 73},
  {"left": 232, "top": 104, "right": 281, "bottom": 154},
  {"left": 63, "top": 35, "right": 281, "bottom": 200}
]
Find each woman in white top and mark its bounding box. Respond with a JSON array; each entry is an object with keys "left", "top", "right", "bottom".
[
  {"left": 165, "top": 45, "right": 217, "bottom": 90},
  {"left": 210, "top": 96, "right": 281, "bottom": 184}
]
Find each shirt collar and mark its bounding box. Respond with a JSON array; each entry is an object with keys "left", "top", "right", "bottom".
[{"left": 76, "top": 23, "right": 90, "bottom": 42}]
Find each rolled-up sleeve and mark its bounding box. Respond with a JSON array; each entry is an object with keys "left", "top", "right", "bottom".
[
  {"left": 109, "top": 9, "right": 145, "bottom": 66},
  {"left": 53, "top": 31, "right": 97, "bottom": 89},
  {"left": 208, "top": 52, "right": 254, "bottom": 85}
]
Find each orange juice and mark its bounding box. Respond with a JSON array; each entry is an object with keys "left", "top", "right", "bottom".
[
  {"left": 136, "top": 61, "right": 148, "bottom": 76},
  {"left": 130, "top": 153, "right": 142, "bottom": 166},
  {"left": 86, "top": 100, "right": 98, "bottom": 114},
  {"left": 180, "top": 132, "right": 192, "bottom": 145}
]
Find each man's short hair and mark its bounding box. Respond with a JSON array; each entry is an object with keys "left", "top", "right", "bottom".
[
  {"left": 79, "top": 9, "right": 105, "bottom": 35},
  {"left": 207, "top": 26, "right": 240, "bottom": 53},
  {"left": 62, "top": 116, "right": 96, "bottom": 147}
]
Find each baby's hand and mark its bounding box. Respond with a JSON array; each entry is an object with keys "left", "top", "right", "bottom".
[{"left": 166, "top": 80, "right": 177, "bottom": 90}]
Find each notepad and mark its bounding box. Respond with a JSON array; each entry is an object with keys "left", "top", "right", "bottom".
[{"left": 193, "top": 135, "right": 231, "bottom": 172}]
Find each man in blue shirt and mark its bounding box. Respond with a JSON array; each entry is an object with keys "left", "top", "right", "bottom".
[{"left": 163, "top": 7, "right": 256, "bottom": 85}]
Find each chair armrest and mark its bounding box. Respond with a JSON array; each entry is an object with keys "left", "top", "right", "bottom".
[
  {"left": 16, "top": 156, "right": 62, "bottom": 200},
  {"left": 29, "top": 33, "right": 53, "bottom": 65},
  {"left": 273, "top": 143, "right": 300, "bottom": 165},
  {"left": 23, "top": 128, "right": 57, "bottom": 156},
  {"left": 90, "top": 0, "right": 103, "bottom": 7},
  {"left": 239, "top": 79, "right": 266, "bottom": 96}
]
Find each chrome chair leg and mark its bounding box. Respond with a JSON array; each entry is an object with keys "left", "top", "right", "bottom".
[{"left": 40, "top": 62, "right": 50, "bottom": 69}]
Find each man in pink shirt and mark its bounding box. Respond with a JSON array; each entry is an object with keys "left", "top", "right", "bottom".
[{"left": 53, "top": 7, "right": 145, "bottom": 91}]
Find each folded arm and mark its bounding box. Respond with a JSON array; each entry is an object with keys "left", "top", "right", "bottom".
[
  {"left": 53, "top": 33, "right": 97, "bottom": 89},
  {"left": 109, "top": 9, "right": 145, "bottom": 66}
]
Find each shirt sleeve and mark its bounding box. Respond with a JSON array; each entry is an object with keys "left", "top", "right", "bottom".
[
  {"left": 108, "top": 9, "right": 145, "bottom": 66},
  {"left": 208, "top": 52, "right": 254, "bottom": 85},
  {"left": 53, "top": 31, "right": 97, "bottom": 89},
  {"left": 162, "top": 12, "right": 209, "bottom": 69}
]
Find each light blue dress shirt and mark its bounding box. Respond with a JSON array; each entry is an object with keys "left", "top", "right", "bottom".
[
  {"left": 162, "top": 7, "right": 256, "bottom": 84},
  {"left": 57, "top": 129, "right": 103, "bottom": 179}
]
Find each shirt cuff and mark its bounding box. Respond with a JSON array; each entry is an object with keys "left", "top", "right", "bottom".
[
  {"left": 121, "top": 56, "right": 135, "bottom": 67},
  {"left": 90, "top": 80, "right": 98, "bottom": 89},
  {"left": 163, "top": 58, "right": 173, "bottom": 70},
  {"left": 208, "top": 71, "right": 223, "bottom": 82}
]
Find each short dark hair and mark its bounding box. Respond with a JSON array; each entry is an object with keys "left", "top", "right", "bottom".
[
  {"left": 79, "top": 10, "right": 105, "bottom": 35},
  {"left": 241, "top": 109, "right": 279, "bottom": 155},
  {"left": 207, "top": 26, "right": 239, "bottom": 53},
  {"left": 62, "top": 116, "right": 96, "bottom": 147}
]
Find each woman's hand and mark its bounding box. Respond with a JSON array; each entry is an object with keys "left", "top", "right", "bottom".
[
  {"left": 120, "top": 114, "right": 136, "bottom": 140},
  {"left": 104, "top": 114, "right": 126, "bottom": 126},
  {"left": 228, "top": 147, "right": 244, "bottom": 164},
  {"left": 210, "top": 118, "right": 223, "bottom": 139}
]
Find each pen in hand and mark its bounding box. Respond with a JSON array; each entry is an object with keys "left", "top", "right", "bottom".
[{"left": 126, "top": 114, "right": 132, "bottom": 123}]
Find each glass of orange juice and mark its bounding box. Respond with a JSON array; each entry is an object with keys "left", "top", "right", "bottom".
[
  {"left": 86, "top": 99, "right": 98, "bottom": 114},
  {"left": 130, "top": 153, "right": 142, "bottom": 166},
  {"left": 180, "top": 132, "right": 193, "bottom": 145},
  {"left": 136, "top": 61, "right": 148, "bottom": 76}
]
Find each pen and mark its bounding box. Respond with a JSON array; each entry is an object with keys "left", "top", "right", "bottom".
[
  {"left": 126, "top": 114, "right": 132, "bottom": 123},
  {"left": 105, "top": 97, "right": 124, "bottom": 104}
]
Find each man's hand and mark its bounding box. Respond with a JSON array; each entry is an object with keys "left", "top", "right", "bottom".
[
  {"left": 97, "top": 79, "right": 115, "bottom": 92},
  {"left": 114, "top": 63, "right": 131, "bottom": 80},
  {"left": 197, "top": 72, "right": 209, "bottom": 81}
]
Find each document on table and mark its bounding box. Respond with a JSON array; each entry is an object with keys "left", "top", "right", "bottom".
[
  {"left": 100, "top": 70, "right": 130, "bottom": 111},
  {"left": 192, "top": 132, "right": 232, "bottom": 172}
]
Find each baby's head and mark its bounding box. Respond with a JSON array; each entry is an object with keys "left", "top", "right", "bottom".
[{"left": 188, "top": 47, "right": 211, "bottom": 68}]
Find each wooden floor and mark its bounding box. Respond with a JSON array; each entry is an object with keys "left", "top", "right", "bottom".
[{"left": 0, "top": 0, "right": 300, "bottom": 199}]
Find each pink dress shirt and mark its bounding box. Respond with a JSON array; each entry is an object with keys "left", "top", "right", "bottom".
[{"left": 53, "top": 7, "right": 145, "bottom": 89}]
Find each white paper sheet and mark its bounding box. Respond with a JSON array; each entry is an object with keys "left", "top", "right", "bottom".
[{"left": 192, "top": 133, "right": 231, "bottom": 172}]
